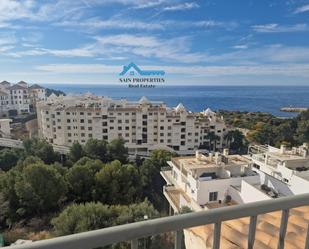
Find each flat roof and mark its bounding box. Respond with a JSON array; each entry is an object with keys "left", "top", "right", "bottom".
[
  {"left": 171, "top": 154, "right": 250, "bottom": 173},
  {"left": 266, "top": 151, "right": 308, "bottom": 161}
]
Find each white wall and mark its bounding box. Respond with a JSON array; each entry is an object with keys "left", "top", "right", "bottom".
[
  {"left": 239, "top": 181, "right": 270, "bottom": 203},
  {"left": 196, "top": 175, "right": 260, "bottom": 205}
]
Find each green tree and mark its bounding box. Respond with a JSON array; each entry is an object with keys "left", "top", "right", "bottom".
[
  {"left": 14, "top": 163, "right": 67, "bottom": 215},
  {"left": 66, "top": 164, "right": 96, "bottom": 202},
  {"left": 69, "top": 142, "right": 85, "bottom": 163},
  {"left": 95, "top": 160, "right": 141, "bottom": 205},
  {"left": 139, "top": 150, "right": 172, "bottom": 210},
  {"left": 224, "top": 130, "right": 248, "bottom": 154},
  {"left": 52, "top": 200, "right": 158, "bottom": 236},
  {"left": 0, "top": 169, "right": 21, "bottom": 226},
  {"left": 23, "top": 138, "right": 60, "bottom": 164},
  {"left": 84, "top": 139, "right": 108, "bottom": 162},
  {"left": 107, "top": 139, "right": 128, "bottom": 163},
  {"left": 74, "top": 157, "right": 104, "bottom": 174},
  {"left": 0, "top": 149, "right": 20, "bottom": 171},
  {"left": 205, "top": 132, "right": 220, "bottom": 152}
]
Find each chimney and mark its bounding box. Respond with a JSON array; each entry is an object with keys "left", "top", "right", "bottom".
[
  {"left": 280, "top": 145, "right": 286, "bottom": 155},
  {"left": 215, "top": 152, "right": 220, "bottom": 165},
  {"left": 209, "top": 153, "right": 213, "bottom": 161},
  {"left": 195, "top": 151, "right": 201, "bottom": 160},
  {"left": 223, "top": 149, "right": 229, "bottom": 156},
  {"left": 302, "top": 149, "right": 308, "bottom": 158}
]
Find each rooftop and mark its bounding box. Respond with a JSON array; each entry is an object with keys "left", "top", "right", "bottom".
[
  {"left": 250, "top": 144, "right": 309, "bottom": 161},
  {"left": 29, "top": 84, "right": 45, "bottom": 90},
  {"left": 171, "top": 152, "right": 250, "bottom": 172}
]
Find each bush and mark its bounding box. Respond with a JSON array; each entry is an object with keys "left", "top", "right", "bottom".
[{"left": 52, "top": 200, "right": 158, "bottom": 236}]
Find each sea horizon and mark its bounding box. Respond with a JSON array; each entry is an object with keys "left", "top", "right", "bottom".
[{"left": 42, "top": 84, "right": 309, "bottom": 118}]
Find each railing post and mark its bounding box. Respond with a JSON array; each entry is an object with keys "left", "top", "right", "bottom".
[
  {"left": 305, "top": 223, "right": 309, "bottom": 249},
  {"left": 131, "top": 239, "right": 138, "bottom": 249},
  {"left": 175, "top": 230, "right": 183, "bottom": 249},
  {"left": 277, "top": 209, "right": 289, "bottom": 249},
  {"left": 213, "top": 222, "right": 221, "bottom": 249},
  {"left": 248, "top": 216, "right": 257, "bottom": 249}
]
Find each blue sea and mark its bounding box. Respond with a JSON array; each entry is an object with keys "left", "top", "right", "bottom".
[{"left": 42, "top": 84, "right": 309, "bottom": 117}]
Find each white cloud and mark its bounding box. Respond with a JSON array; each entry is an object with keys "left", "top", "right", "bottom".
[
  {"left": 252, "top": 23, "right": 309, "bottom": 33},
  {"left": 95, "top": 34, "right": 205, "bottom": 63},
  {"left": 163, "top": 2, "right": 199, "bottom": 11},
  {"left": 194, "top": 20, "right": 238, "bottom": 30},
  {"left": 232, "top": 45, "right": 248, "bottom": 49},
  {"left": 294, "top": 4, "right": 309, "bottom": 14},
  {"left": 0, "top": 33, "right": 16, "bottom": 53},
  {"left": 8, "top": 46, "right": 95, "bottom": 58},
  {"left": 57, "top": 18, "right": 165, "bottom": 31},
  {"left": 36, "top": 64, "right": 120, "bottom": 73},
  {"left": 5, "top": 34, "right": 203, "bottom": 62}
]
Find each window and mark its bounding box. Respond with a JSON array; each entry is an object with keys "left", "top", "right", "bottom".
[
  {"left": 88, "top": 120, "right": 92, "bottom": 124},
  {"left": 88, "top": 127, "right": 92, "bottom": 131},
  {"left": 80, "top": 119, "right": 84, "bottom": 123},
  {"left": 209, "top": 192, "right": 218, "bottom": 202}
]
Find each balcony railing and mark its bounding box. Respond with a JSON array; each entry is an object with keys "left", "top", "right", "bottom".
[{"left": 6, "top": 193, "right": 309, "bottom": 249}]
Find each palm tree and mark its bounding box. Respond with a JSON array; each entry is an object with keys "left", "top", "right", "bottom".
[
  {"left": 224, "top": 131, "right": 234, "bottom": 148},
  {"left": 206, "top": 132, "right": 220, "bottom": 152},
  {"left": 224, "top": 130, "right": 248, "bottom": 154}
]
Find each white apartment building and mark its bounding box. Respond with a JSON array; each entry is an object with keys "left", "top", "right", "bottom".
[
  {"left": 29, "top": 84, "right": 47, "bottom": 107},
  {"left": 0, "top": 81, "right": 46, "bottom": 115},
  {"left": 161, "top": 146, "right": 309, "bottom": 249},
  {"left": 248, "top": 143, "right": 309, "bottom": 195},
  {"left": 161, "top": 150, "right": 262, "bottom": 213},
  {"left": 36, "top": 93, "right": 228, "bottom": 156}
]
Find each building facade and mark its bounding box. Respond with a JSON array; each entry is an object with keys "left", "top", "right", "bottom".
[
  {"left": 161, "top": 145, "right": 309, "bottom": 249},
  {"left": 0, "top": 81, "right": 46, "bottom": 116},
  {"left": 248, "top": 143, "right": 309, "bottom": 195},
  {"left": 36, "top": 93, "right": 228, "bottom": 156}
]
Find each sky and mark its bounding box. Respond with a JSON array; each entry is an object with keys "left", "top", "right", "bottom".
[{"left": 1, "top": 0, "right": 309, "bottom": 85}]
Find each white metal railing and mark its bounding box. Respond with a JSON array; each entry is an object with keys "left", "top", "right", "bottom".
[{"left": 5, "top": 193, "right": 309, "bottom": 249}]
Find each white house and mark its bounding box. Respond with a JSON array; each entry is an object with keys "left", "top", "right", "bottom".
[
  {"left": 248, "top": 143, "right": 309, "bottom": 195},
  {"left": 0, "top": 81, "right": 46, "bottom": 115},
  {"left": 161, "top": 150, "right": 262, "bottom": 212}
]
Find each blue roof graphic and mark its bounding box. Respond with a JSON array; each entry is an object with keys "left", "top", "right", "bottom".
[{"left": 119, "top": 62, "right": 165, "bottom": 76}]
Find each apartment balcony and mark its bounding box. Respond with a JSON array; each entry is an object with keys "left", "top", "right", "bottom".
[{"left": 5, "top": 193, "right": 309, "bottom": 249}]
